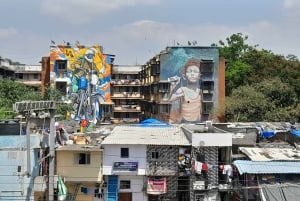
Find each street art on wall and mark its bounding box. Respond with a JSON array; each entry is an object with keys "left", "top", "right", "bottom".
[
  {"left": 160, "top": 47, "right": 218, "bottom": 124},
  {"left": 50, "top": 44, "right": 114, "bottom": 125}
]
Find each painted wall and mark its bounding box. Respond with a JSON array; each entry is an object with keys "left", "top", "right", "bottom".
[
  {"left": 0, "top": 135, "right": 41, "bottom": 201},
  {"left": 118, "top": 175, "right": 147, "bottom": 201},
  {"left": 160, "top": 47, "right": 219, "bottom": 123},
  {"left": 102, "top": 144, "right": 147, "bottom": 175},
  {"left": 56, "top": 150, "right": 102, "bottom": 182},
  {"left": 49, "top": 44, "right": 113, "bottom": 124}
]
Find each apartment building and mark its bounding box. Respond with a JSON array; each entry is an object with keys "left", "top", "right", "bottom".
[
  {"left": 110, "top": 65, "right": 143, "bottom": 124},
  {"left": 39, "top": 44, "right": 226, "bottom": 125},
  {"left": 47, "top": 44, "right": 115, "bottom": 127},
  {"left": 101, "top": 122, "right": 191, "bottom": 201},
  {"left": 0, "top": 57, "right": 42, "bottom": 88},
  {"left": 140, "top": 46, "right": 225, "bottom": 124}
]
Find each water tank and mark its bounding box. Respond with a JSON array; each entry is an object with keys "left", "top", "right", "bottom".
[{"left": 0, "top": 120, "right": 21, "bottom": 135}]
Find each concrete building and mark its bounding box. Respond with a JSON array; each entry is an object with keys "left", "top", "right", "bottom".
[
  {"left": 101, "top": 122, "right": 190, "bottom": 201},
  {"left": 0, "top": 57, "right": 42, "bottom": 88},
  {"left": 56, "top": 140, "right": 104, "bottom": 201},
  {"left": 0, "top": 110, "right": 54, "bottom": 201},
  {"left": 110, "top": 65, "right": 143, "bottom": 124},
  {"left": 40, "top": 45, "right": 226, "bottom": 125},
  {"left": 182, "top": 123, "right": 233, "bottom": 201},
  {"left": 48, "top": 43, "right": 115, "bottom": 126}
]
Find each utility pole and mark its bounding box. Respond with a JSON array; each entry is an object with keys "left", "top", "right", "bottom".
[
  {"left": 13, "top": 101, "right": 56, "bottom": 201},
  {"left": 48, "top": 108, "right": 56, "bottom": 201}
]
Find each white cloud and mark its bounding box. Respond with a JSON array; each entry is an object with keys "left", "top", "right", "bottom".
[
  {"left": 40, "top": 0, "right": 161, "bottom": 24},
  {"left": 91, "top": 19, "right": 300, "bottom": 64},
  {"left": 0, "top": 28, "right": 18, "bottom": 38},
  {"left": 283, "top": 0, "right": 300, "bottom": 8}
]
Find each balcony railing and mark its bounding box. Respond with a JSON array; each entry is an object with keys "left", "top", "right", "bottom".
[
  {"left": 114, "top": 105, "right": 141, "bottom": 112},
  {"left": 111, "top": 92, "right": 143, "bottom": 99}
]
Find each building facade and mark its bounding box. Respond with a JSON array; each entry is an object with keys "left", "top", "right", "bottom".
[
  {"left": 140, "top": 46, "right": 225, "bottom": 124},
  {"left": 101, "top": 124, "right": 191, "bottom": 201},
  {"left": 56, "top": 143, "right": 104, "bottom": 201},
  {"left": 110, "top": 65, "right": 143, "bottom": 124},
  {"left": 48, "top": 43, "right": 115, "bottom": 126},
  {"left": 0, "top": 120, "right": 49, "bottom": 201},
  {"left": 0, "top": 58, "right": 42, "bottom": 88}
]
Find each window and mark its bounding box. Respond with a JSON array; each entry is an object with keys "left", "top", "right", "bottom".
[
  {"left": 56, "top": 60, "right": 67, "bottom": 70},
  {"left": 55, "top": 81, "right": 67, "bottom": 95},
  {"left": 120, "top": 180, "right": 131, "bottom": 189},
  {"left": 202, "top": 102, "right": 213, "bottom": 114},
  {"left": 202, "top": 81, "right": 214, "bottom": 91},
  {"left": 33, "top": 73, "right": 39, "bottom": 80},
  {"left": 16, "top": 73, "right": 23, "bottom": 79},
  {"left": 151, "top": 151, "right": 159, "bottom": 159},
  {"left": 159, "top": 104, "right": 170, "bottom": 114},
  {"left": 76, "top": 153, "right": 91, "bottom": 165},
  {"left": 121, "top": 148, "right": 129, "bottom": 158},
  {"left": 200, "top": 60, "right": 214, "bottom": 73}
]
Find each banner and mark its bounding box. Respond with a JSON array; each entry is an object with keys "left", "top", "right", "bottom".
[
  {"left": 113, "top": 162, "right": 138, "bottom": 171},
  {"left": 147, "top": 178, "right": 167, "bottom": 195}
]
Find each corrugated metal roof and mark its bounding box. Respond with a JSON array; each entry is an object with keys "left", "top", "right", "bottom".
[
  {"left": 233, "top": 160, "right": 300, "bottom": 174},
  {"left": 101, "top": 125, "right": 190, "bottom": 145},
  {"left": 239, "top": 147, "right": 300, "bottom": 161}
]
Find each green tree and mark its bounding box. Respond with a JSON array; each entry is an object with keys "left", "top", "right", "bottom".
[
  {"left": 225, "top": 77, "right": 297, "bottom": 122},
  {"left": 0, "top": 80, "right": 44, "bottom": 119},
  {"left": 254, "top": 77, "right": 297, "bottom": 108},
  {"left": 212, "top": 33, "right": 254, "bottom": 63},
  {"left": 0, "top": 80, "right": 43, "bottom": 108},
  {"left": 225, "top": 61, "right": 251, "bottom": 96},
  {"left": 212, "top": 33, "right": 257, "bottom": 95},
  {"left": 225, "top": 85, "right": 270, "bottom": 122}
]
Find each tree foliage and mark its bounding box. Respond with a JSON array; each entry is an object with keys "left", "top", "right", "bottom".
[
  {"left": 0, "top": 80, "right": 43, "bottom": 108},
  {"left": 217, "top": 33, "right": 300, "bottom": 122},
  {"left": 0, "top": 80, "right": 71, "bottom": 120}
]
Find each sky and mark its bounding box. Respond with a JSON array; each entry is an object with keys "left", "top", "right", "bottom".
[{"left": 0, "top": 0, "right": 300, "bottom": 65}]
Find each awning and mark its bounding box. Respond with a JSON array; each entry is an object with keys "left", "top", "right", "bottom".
[{"left": 233, "top": 160, "right": 300, "bottom": 174}]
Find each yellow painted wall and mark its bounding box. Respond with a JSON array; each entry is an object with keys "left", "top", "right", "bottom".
[{"left": 56, "top": 150, "right": 102, "bottom": 182}]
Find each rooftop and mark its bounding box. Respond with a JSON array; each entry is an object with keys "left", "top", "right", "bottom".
[{"left": 101, "top": 125, "right": 190, "bottom": 146}]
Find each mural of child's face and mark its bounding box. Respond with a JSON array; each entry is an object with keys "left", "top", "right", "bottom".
[{"left": 185, "top": 65, "right": 200, "bottom": 83}]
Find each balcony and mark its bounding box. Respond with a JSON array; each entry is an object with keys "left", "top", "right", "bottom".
[
  {"left": 114, "top": 105, "right": 141, "bottom": 112},
  {"left": 111, "top": 79, "right": 141, "bottom": 86},
  {"left": 111, "top": 92, "right": 143, "bottom": 99}
]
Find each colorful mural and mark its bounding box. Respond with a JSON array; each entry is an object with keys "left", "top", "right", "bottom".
[
  {"left": 50, "top": 44, "right": 113, "bottom": 125},
  {"left": 160, "top": 47, "right": 219, "bottom": 124}
]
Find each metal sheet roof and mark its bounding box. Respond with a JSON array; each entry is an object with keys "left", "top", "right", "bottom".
[
  {"left": 233, "top": 160, "right": 300, "bottom": 174},
  {"left": 239, "top": 147, "right": 300, "bottom": 161},
  {"left": 101, "top": 125, "right": 190, "bottom": 146}
]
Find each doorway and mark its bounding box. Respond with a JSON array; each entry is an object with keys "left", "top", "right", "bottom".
[{"left": 118, "top": 192, "right": 132, "bottom": 201}]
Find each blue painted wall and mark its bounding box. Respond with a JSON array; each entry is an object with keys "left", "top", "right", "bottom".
[{"left": 0, "top": 135, "right": 41, "bottom": 201}]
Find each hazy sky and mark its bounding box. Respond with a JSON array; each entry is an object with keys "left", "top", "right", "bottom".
[{"left": 0, "top": 0, "right": 300, "bottom": 65}]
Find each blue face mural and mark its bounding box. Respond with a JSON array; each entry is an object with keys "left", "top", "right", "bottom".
[{"left": 160, "top": 47, "right": 219, "bottom": 123}]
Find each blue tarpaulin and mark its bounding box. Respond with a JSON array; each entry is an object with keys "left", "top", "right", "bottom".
[
  {"left": 290, "top": 128, "right": 300, "bottom": 137},
  {"left": 138, "top": 118, "right": 170, "bottom": 127},
  {"left": 261, "top": 130, "right": 276, "bottom": 138}
]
